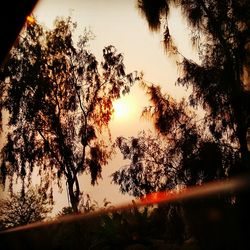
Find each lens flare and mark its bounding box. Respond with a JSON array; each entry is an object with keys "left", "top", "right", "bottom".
[{"left": 26, "top": 16, "right": 35, "bottom": 24}]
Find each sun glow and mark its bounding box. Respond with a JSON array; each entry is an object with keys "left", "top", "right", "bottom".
[{"left": 112, "top": 98, "right": 133, "bottom": 121}]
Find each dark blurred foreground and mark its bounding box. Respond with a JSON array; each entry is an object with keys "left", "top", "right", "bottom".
[
  {"left": 1, "top": 174, "right": 250, "bottom": 250},
  {"left": 0, "top": 0, "right": 38, "bottom": 65}
]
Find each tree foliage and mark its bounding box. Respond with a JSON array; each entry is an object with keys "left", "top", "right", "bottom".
[
  {"left": 137, "top": 0, "right": 250, "bottom": 171},
  {"left": 0, "top": 17, "right": 139, "bottom": 212},
  {"left": 112, "top": 85, "right": 240, "bottom": 197},
  {"left": 0, "top": 187, "right": 52, "bottom": 230},
  {"left": 95, "top": 201, "right": 186, "bottom": 249},
  {"left": 112, "top": 0, "right": 249, "bottom": 205}
]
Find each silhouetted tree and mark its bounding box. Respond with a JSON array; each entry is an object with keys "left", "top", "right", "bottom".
[
  {"left": 0, "top": 17, "right": 139, "bottom": 212},
  {"left": 0, "top": 187, "right": 53, "bottom": 230},
  {"left": 112, "top": 84, "right": 240, "bottom": 197},
  {"left": 137, "top": 0, "right": 250, "bottom": 172},
  {"left": 111, "top": 84, "right": 242, "bottom": 248}
]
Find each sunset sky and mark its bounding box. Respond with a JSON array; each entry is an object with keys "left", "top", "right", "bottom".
[{"left": 30, "top": 0, "right": 198, "bottom": 212}]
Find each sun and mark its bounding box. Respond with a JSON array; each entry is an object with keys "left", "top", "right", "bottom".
[{"left": 112, "top": 98, "right": 132, "bottom": 121}]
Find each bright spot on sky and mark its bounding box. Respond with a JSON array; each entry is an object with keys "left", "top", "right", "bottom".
[{"left": 113, "top": 98, "right": 132, "bottom": 121}]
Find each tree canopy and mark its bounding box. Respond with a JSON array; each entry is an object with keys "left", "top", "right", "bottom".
[
  {"left": 112, "top": 0, "right": 250, "bottom": 197},
  {"left": 0, "top": 17, "right": 139, "bottom": 212},
  {"left": 112, "top": 3, "right": 250, "bottom": 246},
  {"left": 0, "top": 186, "right": 52, "bottom": 230},
  {"left": 112, "top": 84, "right": 240, "bottom": 197},
  {"left": 137, "top": 0, "right": 250, "bottom": 171}
]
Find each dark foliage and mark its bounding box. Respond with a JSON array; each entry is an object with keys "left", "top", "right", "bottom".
[
  {"left": 95, "top": 202, "right": 186, "bottom": 249},
  {"left": 112, "top": 1, "right": 249, "bottom": 200},
  {"left": 111, "top": 2, "right": 250, "bottom": 247},
  {"left": 0, "top": 196, "right": 245, "bottom": 250},
  {"left": 0, "top": 187, "right": 52, "bottom": 230},
  {"left": 0, "top": 17, "right": 140, "bottom": 212},
  {"left": 112, "top": 85, "right": 240, "bottom": 197},
  {"left": 137, "top": 0, "right": 250, "bottom": 172}
]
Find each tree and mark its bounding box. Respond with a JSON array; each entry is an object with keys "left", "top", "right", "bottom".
[
  {"left": 0, "top": 187, "right": 53, "bottom": 230},
  {"left": 136, "top": 0, "right": 250, "bottom": 173},
  {"left": 112, "top": 84, "right": 244, "bottom": 249},
  {"left": 0, "top": 17, "right": 139, "bottom": 212},
  {"left": 112, "top": 0, "right": 250, "bottom": 197},
  {"left": 112, "top": 84, "right": 240, "bottom": 197},
  {"left": 112, "top": 3, "right": 250, "bottom": 246}
]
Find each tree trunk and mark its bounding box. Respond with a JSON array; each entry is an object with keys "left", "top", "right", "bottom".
[
  {"left": 237, "top": 126, "right": 249, "bottom": 166},
  {"left": 234, "top": 102, "right": 250, "bottom": 173},
  {"left": 67, "top": 178, "right": 80, "bottom": 213}
]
